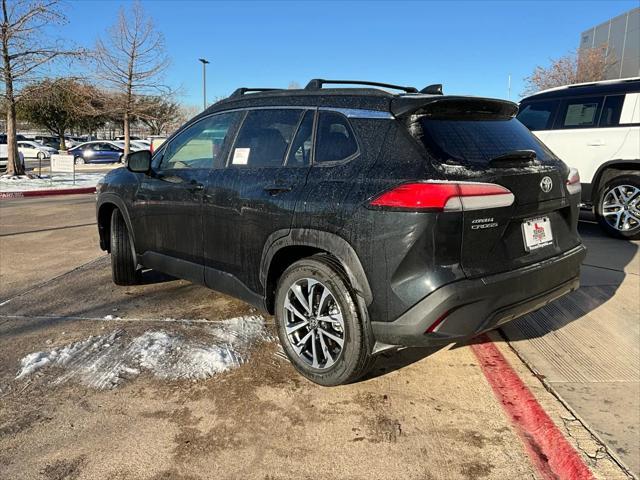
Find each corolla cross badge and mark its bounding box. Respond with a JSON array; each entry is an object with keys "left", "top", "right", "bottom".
[{"left": 540, "top": 176, "right": 553, "bottom": 193}]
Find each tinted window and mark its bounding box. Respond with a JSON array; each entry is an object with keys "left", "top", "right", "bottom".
[
  {"left": 286, "top": 110, "right": 314, "bottom": 167},
  {"left": 160, "top": 112, "right": 238, "bottom": 170},
  {"left": 230, "top": 109, "right": 302, "bottom": 168},
  {"left": 414, "top": 117, "right": 556, "bottom": 166},
  {"left": 559, "top": 97, "right": 603, "bottom": 128},
  {"left": 315, "top": 112, "right": 358, "bottom": 163},
  {"left": 516, "top": 101, "right": 558, "bottom": 130},
  {"left": 599, "top": 95, "right": 625, "bottom": 126}
]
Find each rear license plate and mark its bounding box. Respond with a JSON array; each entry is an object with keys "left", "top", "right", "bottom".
[{"left": 522, "top": 216, "right": 553, "bottom": 251}]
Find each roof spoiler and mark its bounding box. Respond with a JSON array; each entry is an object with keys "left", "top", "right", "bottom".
[
  {"left": 305, "top": 79, "right": 418, "bottom": 93},
  {"left": 391, "top": 96, "right": 519, "bottom": 118}
]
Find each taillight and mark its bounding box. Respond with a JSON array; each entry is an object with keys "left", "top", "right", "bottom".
[
  {"left": 369, "top": 182, "right": 514, "bottom": 212},
  {"left": 566, "top": 168, "right": 581, "bottom": 195}
]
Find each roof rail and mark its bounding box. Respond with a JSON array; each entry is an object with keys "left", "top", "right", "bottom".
[
  {"left": 420, "top": 84, "right": 443, "bottom": 95},
  {"left": 305, "top": 79, "right": 418, "bottom": 93},
  {"left": 230, "top": 87, "right": 281, "bottom": 98}
]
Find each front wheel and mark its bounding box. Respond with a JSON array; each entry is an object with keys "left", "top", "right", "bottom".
[
  {"left": 74, "top": 156, "right": 85, "bottom": 165},
  {"left": 37, "top": 151, "right": 45, "bottom": 160},
  {"left": 595, "top": 173, "right": 640, "bottom": 240},
  {"left": 275, "top": 255, "right": 374, "bottom": 386},
  {"left": 110, "top": 209, "right": 138, "bottom": 285}
]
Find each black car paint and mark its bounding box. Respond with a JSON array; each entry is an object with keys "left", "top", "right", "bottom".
[{"left": 97, "top": 86, "right": 585, "bottom": 348}]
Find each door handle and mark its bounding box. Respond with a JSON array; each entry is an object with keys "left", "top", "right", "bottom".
[
  {"left": 264, "top": 185, "right": 293, "bottom": 195},
  {"left": 189, "top": 182, "right": 204, "bottom": 191},
  {"left": 587, "top": 140, "right": 605, "bottom": 146}
]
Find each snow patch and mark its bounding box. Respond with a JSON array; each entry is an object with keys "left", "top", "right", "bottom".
[
  {"left": 0, "top": 172, "right": 105, "bottom": 192},
  {"left": 15, "top": 315, "right": 270, "bottom": 389}
]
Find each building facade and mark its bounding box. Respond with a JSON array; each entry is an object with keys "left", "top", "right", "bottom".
[{"left": 579, "top": 7, "right": 640, "bottom": 80}]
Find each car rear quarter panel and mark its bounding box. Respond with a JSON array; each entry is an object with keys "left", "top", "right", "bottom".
[{"left": 292, "top": 119, "right": 466, "bottom": 323}]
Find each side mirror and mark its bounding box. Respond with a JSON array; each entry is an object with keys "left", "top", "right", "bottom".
[{"left": 127, "top": 150, "right": 152, "bottom": 173}]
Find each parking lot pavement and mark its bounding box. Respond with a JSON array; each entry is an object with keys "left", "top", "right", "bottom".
[
  {"left": 0, "top": 197, "right": 632, "bottom": 479},
  {"left": 0, "top": 194, "right": 101, "bottom": 302},
  {"left": 501, "top": 218, "right": 640, "bottom": 476}
]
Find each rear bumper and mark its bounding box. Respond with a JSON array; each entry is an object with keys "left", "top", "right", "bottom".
[{"left": 371, "top": 244, "right": 586, "bottom": 347}]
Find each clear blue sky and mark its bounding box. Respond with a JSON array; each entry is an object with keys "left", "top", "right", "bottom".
[{"left": 65, "top": 0, "right": 637, "bottom": 106}]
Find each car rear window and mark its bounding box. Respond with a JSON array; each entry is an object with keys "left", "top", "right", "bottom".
[{"left": 411, "top": 116, "right": 556, "bottom": 166}]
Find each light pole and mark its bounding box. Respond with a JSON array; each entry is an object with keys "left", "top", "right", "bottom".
[{"left": 198, "top": 58, "right": 210, "bottom": 110}]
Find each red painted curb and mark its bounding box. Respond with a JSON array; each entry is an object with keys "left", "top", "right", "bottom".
[
  {"left": 0, "top": 187, "right": 96, "bottom": 199},
  {"left": 471, "top": 335, "right": 595, "bottom": 480}
]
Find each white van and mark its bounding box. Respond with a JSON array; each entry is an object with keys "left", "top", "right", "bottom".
[{"left": 518, "top": 78, "right": 640, "bottom": 239}]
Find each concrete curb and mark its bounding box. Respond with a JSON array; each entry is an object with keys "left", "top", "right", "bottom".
[{"left": 0, "top": 187, "right": 96, "bottom": 199}]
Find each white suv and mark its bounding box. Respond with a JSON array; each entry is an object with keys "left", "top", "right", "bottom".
[{"left": 518, "top": 78, "right": 640, "bottom": 239}]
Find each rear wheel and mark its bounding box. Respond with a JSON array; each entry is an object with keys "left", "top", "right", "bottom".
[
  {"left": 595, "top": 172, "right": 640, "bottom": 240},
  {"left": 275, "top": 255, "right": 373, "bottom": 386},
  {"left": 110, "top": 209, "right": 138, "bottom": 285}
]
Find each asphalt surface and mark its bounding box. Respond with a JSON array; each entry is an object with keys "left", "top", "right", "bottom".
[
  {"left": 0, "top": 195, "right": 100, "bottom": 301},
  {"left": 0, "top": 194, "right": 634, "bottom": 480}
]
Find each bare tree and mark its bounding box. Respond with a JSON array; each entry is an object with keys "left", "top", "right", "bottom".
[
  {"left": 94, "top": 0, "right": 169, "bottom": 157},
  {"left": 1, "top": 0, "right": 79, "bottom": 175},
  {"left": 287, "top": 81, "right": 301, "bottom": 89},
  {"left": 523, "top": 46, "right": 616, "bottom": 96},
  {"left": 136, "top": 95, "right": 180, "bottom": 135}
]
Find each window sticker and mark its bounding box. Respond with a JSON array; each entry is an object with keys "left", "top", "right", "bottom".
[{"left": 232, "top": 147, "right": 250, "bottom": 165}]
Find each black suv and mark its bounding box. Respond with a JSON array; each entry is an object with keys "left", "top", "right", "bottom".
[{"left": 96, "top": 79, "right": 586, "bottom": 385}]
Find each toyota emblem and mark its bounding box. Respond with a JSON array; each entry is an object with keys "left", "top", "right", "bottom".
[{"left": 540, "top": 176, "right": 553, "bottom": 193}]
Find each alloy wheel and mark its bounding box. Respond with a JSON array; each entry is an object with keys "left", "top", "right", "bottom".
[
  {"left": 283, "top": 278, "right": 345, "bottom": 369},
  {"left": 601, "top": 184, "right": 640, "bottom": 232}
]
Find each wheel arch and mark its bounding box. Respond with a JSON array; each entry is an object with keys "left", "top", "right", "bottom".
[
  {"left": 96, "top": 194, "right": 135, "bottom": 253},
  {"left": 590, "top": 159, "right": 640, "bottom": 204},
  {"left": 260, "top": 229, "right": 373, "bottom": 315}
]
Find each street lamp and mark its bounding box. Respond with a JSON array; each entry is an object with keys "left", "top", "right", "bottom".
[{"left": 198, "top": 58, "right": 210, "bottom": 110}]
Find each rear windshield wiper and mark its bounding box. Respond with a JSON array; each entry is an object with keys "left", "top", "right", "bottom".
[{"left": 489, "top": 149, "right": 538, "bottom": 167}]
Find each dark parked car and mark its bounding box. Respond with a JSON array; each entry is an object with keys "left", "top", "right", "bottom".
[
  {"left": 96, "top": 79, "right": 586, "bottom": 385},
  {"left": 69, "top": 141, "right": 124, "bottom": 165}
]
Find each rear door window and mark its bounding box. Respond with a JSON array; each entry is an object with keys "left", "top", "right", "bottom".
[
  {"left": 230, "top": 109, "right": 302, "bottom": 168},
  {"left": 599, "top": 95, "right": 625, "bottom": 126},
  {"left": 517, "top": 101, "right": 559, "bottom": 130},
  {"left": 315, "top": 111, "right": 358, "bottom": 163},
  {"left": 558, "top": 97, "right": 603, "bottom": 128},
  {"left": 413, "top": 117, "right": 556, "bottom": 167}
]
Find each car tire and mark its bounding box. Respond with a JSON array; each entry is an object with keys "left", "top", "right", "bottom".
[
  {"left": 595, "top": 172, "right": 640, "bottom": 240},
  {"left": 110, "top": 209, "right": 138, "bottom": 286},
  {"left": 275, "top": 254, "right": 374, "bottom": 386},
  {"left": 74, "top": 156, "right": 85, "bottom": 165}
]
